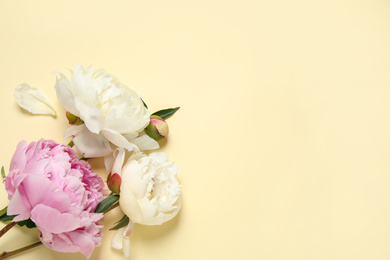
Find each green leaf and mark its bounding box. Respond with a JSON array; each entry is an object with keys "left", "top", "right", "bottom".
[
  {"left": 152, "top": 107, "right": 180, "bottom": 120},
  {"left": 1, "top": 166, "right": 6, "bottom": 179},
  {"left": 141, "top": 98, "right": 148, "bottom": 109},
  {"left": 17, "top": 219, "right": 36, "bottom": 229},
  {"left": 110, "top": 215, "right": 129, "bottom": 230},
  {"left": 94, "top": 195, "right": 119, "bottom": 213},
  {"left": 0, "top": 213, "right": 16, "bottom": 222},
  {"left": 0, "top": 206, "right": 37, "bottom": 228}
]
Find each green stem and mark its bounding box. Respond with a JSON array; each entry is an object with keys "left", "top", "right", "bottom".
[
  {"left": 0, "top": 241, "right": 42, "bottom": 260},
  {"left": 0, "top": 207, "right": 7, "bottom": 218},
  {"left": 0, "top": 222, "right": 17, "bottom": 238}
]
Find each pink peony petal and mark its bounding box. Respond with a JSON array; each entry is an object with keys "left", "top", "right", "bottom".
[
  {"left": 9, "top": 140, "right": 28, "bottom": 172},
  {"left": 31, "top": 204, "right": 80, "bottom": 234},
  {"left": 67, "top": 231, "right": 96, "bottom": 259},
  {"left": 7, "top": 185, "right": 32, "bottom": 221},
  {"left": 21, "top": 175, "right": 71, "bottom": 211}
]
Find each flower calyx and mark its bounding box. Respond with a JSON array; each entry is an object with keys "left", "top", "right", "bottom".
[{"left": 66, "top": 112, "right": 84, "bottom": 125}]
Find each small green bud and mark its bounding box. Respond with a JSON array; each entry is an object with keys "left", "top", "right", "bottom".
[{"left": 145, "top": 115, "right": 169, "bottom": 141}]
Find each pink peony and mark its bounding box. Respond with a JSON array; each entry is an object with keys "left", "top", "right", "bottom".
[{"left": 4, "top": 139, "right": 105, "bottom": 259}]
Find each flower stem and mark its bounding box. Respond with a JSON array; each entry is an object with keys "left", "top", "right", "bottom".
[
  {"left": 0, "top": 241, "right": 42, "bottom": 260},
  {"left": 0, "top": 222, "right": 17, "bottom": 238}
]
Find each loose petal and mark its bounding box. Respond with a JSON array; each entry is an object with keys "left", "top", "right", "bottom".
[
  {"left": 14, "top": 83, "right": 56, "bottom": 116},
  {"left": 111, "top": 228, "right": 125, "bottom": 249}
]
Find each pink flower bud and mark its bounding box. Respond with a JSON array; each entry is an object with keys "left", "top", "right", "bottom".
[
  {"left": 145, "top": 115, "right": 169, "bottom": 141},
  {"left": 66, "top": 112, "right": 84, "bottom": 125},
  {"left": 107, "top": 172, "right": 122, "bottom": 194}
]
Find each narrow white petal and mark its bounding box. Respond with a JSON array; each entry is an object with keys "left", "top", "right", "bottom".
[
  {"left": 131, "top": 134, "right": 159, "bottom": 151},
  {"left": 123, "top": 236, "right": 131, "bottom": 257},
  {"left": 112, "top": 148, "right": 125, "bottom": 176},
  {"left": 123, "top": 221, "right": 136, "bottom": 257},
  {"left": 111, "top": 228, "right": 125, "bottom": 249},
  {"left": 14, "top": 83, "right": 56, "bottom": 116},
  {"left": 104, "top": 148, "right": 125, "bottom": 176}
]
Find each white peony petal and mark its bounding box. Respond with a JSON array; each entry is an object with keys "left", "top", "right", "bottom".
[
  {"left": 14, "top": 83, "right": 56, "bottom": 116},
  {"left": 110, "top": 222, "right": 136, "bottom": 257},
  {"left": 112, "top": 148, "right": 125, "bottom": 176},
  {"left": 111, "top": 228, "right": 125, "bottom": 250},
  {"left": 148, "top": 152, "right": 169, "bottom": 164},
  {"left": 75, "top": 97, "right": 104, "bottom": 134},
  {"left": 102, "top": 129, "right": 136, "bottom": 152},
  {"left": 123, "top": 221, "right": 136, "bottom": 257},
  {"left": 131, "top": 135, "right": 159, "bottom": 151},
  {"left": 104, "top": 148, "right": 125, "bottom": 176},
  {"left": 64, "top": 125, "right": 113, "bottom": 157},
  {"left": 120, "top": 180, "right": 143, "bottom": 222},
  {"left": 55, "top": 73, "right": 79, "bottom": 116},
  {"left": 123, "top": 236, "right": 131, "bottom": 258},
  {"left": 152, "top": 194, "right": 183, "bottom": 225}
]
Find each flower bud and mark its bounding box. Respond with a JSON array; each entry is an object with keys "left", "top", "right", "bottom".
[
  {"left": 145, "top": 115, "right": 169, "bottom": 141},
  {"left": 107, "top": 172, "right": 122, "bottom": 194},
  {"left": 66, "top": 112, "right": 84, "bottom": 125}
]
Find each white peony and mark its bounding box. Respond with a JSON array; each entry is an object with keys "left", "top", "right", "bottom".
[
  {"left": 55, "top": 63, "right": 159, "bottom": 157},
  {"left": 120, "top": 152, "right": 182, "bottom": 225},
  {"left": 106, "top": 150, "right": 182, "bottom": 257}
]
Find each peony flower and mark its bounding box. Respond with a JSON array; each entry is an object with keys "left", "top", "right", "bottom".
[
  {"left": 4, "top": 139, "right": 105, "bottom": 259},
  {"left": 55, "top": 63, "right": 159, "bottom": 158},
  {"left": 105, "top": 149, "right": 182, "bottom": 257}
]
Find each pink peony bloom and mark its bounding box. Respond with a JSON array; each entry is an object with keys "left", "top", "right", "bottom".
[{"left": 4, "top": 139, "right": 105, "bottom": 259}]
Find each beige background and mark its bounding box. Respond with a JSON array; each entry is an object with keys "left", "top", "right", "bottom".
[{"left": 1, "top": 0, "right": 390, "bottom": 259}]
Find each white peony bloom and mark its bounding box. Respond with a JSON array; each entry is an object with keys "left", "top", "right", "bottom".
[
  {"left": 120, "top": 152, "right": 182, "bottom": 225},
  {"left": 55, "top": 63, "right": 159, "bottom": 157},
  {"left": 107, "top": 150, "right": 182, "bottom": 257}
]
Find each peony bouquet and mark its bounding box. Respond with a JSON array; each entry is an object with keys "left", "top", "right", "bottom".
[{"left": 0, "top": 64, "right": 182, "bottom": 259}]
